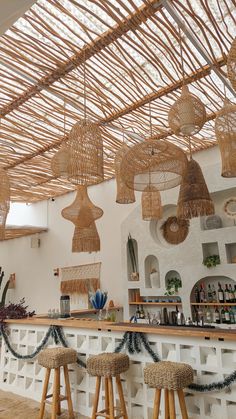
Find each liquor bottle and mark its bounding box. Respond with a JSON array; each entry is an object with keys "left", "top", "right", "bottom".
[
  {"left": 136, "top": 305, "right": 141, "bottom": 319},
  {"left": 221, "top": 307, "right": 226, "bottom": 324},
  {"left": 218, "top": 282, "right": 224, "bottom": 303},
  {"left": 229, "top": 307, "right": 235, "bottom": 324},
  {"left": 199, "top": 283, "right": 206, "bottom": 303},
  {"left": 140, "top": 305, "right": 145, "bottom": 319},
  {"left": 225, "top": 307, "right": 230, "bottom": 324},
  {"left": 225, "top": 284, "right": 230, "bottom": 303},
  {"left": 211, "top": 284, "right": 217, "bottom": 303},
  {"left": 194, "top": 285, "right": 200, "bottom": 303},
  {"left": 205, "top": 307, "right": 212, "bottom": 323},
  {"left": 228, "top": 284, "right": 234, "bottom": 303},
  {"left": 207, "top": 284, "right": 213, "bottom": 303},
  {"left": 213, "top": 307, "right": 220, "bottom": 324}
]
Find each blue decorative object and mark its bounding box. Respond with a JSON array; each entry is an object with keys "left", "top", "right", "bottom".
[{"left": 90, "top": 289, "right": 107, "bottom": 309}]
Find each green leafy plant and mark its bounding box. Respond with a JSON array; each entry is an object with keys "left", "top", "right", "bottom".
[
  {"left": 165, "top": 277, "right": 182, "bottom": 295},
  {"left": 127, "top": 233, "right": 138, "bottom": 273},
  {"left": 203, "top": 254, "right": 220, "bottom": 268},
  {"left": 0, "top": 267, "right": 10, "bottom": 308}
]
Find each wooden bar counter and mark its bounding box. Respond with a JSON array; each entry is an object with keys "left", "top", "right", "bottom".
[{"left": 1, "top": 317, "right": 236, "bottom": 418}]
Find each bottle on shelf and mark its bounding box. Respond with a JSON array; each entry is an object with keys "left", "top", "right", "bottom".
[
  {"left": 228, "top": 284, "right": 235, "bottom": 303},
  {"left": 213, "top": 306, "right": 220, "bottom": 324},
  {"left": 225, "top": 284, "right": 230, "bottom": 303},
  {"left": 194, "top": 285, "right": 200, "bottom": 304},
  {"left": 207, "top": 284, "right": 213, "bottom": 303},
  {"left": 220, "top": 306, "right": 226, "bottom": 323},
  {"left": 224, "top": 307, "right": 230, "bottom": 324},
  {"left": 199, "top": 283, "right": 206, "bottom": 303},
  {"left": 205, "top": 307, "right": 212, "bottom": 323},
  {"left": 218, "top": 282, "right": 224, "bottom": 303},
  {"left": 136, "top": 305, "right": 141, "bottom": 319},
  {"left": 140, "top": 305, "right": 145, "bottom": 319},
  {"left": 211, "top": 284, "right": 217, "bottom": 303},
  {"left": 229, "top": 307, "right": 235, "bottom": 324}
]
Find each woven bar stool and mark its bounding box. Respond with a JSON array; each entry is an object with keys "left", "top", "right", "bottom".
[
  {"left": 144, "top": 361, "right": 194, "bottom": 419},
  {"left": 87, "top": 352, "right": 129, "bottom": 419},
  {"left": 38, "top": 347, "right": 77, "bottom": 419}
]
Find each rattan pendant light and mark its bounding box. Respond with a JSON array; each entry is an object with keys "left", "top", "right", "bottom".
[
  {"left": 61, "top": 185, "right": 103, "bottom": 229},
  {"left": 168, "top": 30, "right": 206, "bottom": 136},
  {"left": 177, "top": 150, "right": 214, "bottom": 219},
  {"left": 141, "top": 185, "right": 162, "bottom": 221},
  {"left": 227, "top": 37, "right": 236, "bottom": 92},
  {"left": 215, "top": 99, "right": 236, "bottom": 177},
  {"left": 0, "top": 168, "right": 10, "bottom": 240},
  {"left": 115, "top": 143, "right": 135, "bottom": 204},
  {"left": 72, "top": 221, "right": 100, "bottom": 253}
]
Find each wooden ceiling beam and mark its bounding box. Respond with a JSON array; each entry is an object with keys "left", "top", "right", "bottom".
[
  {"left": 0, "top": 0, "right": 162, "bottom": 118},
  {"left": 6, "top": 55, "right": 225, "bottom": 170}
]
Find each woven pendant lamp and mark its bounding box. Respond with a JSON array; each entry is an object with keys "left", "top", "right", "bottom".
[
  {"left": 227, "top": 37, "right": 236, "bottom": 92},
  {"left": 72, "top": 222, "right": 100, "bottom": 253},
  {"left": 115, "top": 144, "right": 135, "bottom": 204},
  {"left": 0, "top": 168, "right": 10, "bottom": 240},
  {"left": 51, "top": 145, "right": 70, "bottom": 178},
  {"left": 61, "top": 185, "right": 103, "bottom": 229},
  {"left": 168, "top": 85, "right": 206, "bottom": 135},
  {"left": 141, "top": 185, "right": 162, "bottom": 221},
  {"left": 120, "top": 138, "right": 188, "bottom": 192},
  {"left": 177, "top": 158, "right": 214, "bottom": 219},
  {"left": 67, "top": 119, "right": 104, "bottom": 186},
  {"left": 215, "top": 100, "right": 236, "bottom": 177}
]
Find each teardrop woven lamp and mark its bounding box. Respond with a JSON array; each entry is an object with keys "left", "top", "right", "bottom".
[
  {"left": 51, "top": 145, "right": 70, "bottom": 178},
  {"left": 67, "top": 119, "right": 104, "bottom": 186},
  {"left": 177, "top": 158, "right": 214, "bottom": 219},
  {"left": 72, "top": 221, "right": 100, "bottom": 253},
  {"left": 168, "top": 85, "right": 206, "bottom": 136},
  {"left": 61, "top": 185, "right": 103, "bottom": 229},
  {"left": 142, "top": 185, "right": 162, "bottom": 221},
  {"left": 114, "top": 144, "right": 135, "bottom": 204},
  {"left": 227, "top": 37, "right": 236, "bottom": 92},
  {"left": 215, "top": 100, "right": 236, "bottom": 177},
  {"left": 120, "top": 139, "right": 188, "bottom": 192},
  {"left": 0, "top": 168, "right": 10, "bottom": 240}
]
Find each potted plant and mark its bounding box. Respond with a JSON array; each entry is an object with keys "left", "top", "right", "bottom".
[
  {"left": 203, "top": 254, "right": 220, "bottom": 268},
  {"left": 127, "top": 233, "right": 139, "bottom": 280},
  {"left": 165, "top": 277, "right": 182, "bottom": 296}
]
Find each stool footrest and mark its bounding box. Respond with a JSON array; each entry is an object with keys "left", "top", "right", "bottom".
[{"left": 96, "top": 408, "right": 124, "bottom": 418}]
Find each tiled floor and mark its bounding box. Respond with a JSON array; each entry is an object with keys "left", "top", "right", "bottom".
[{"left": 0, "top": 390, "right": 88, "bottom": 419}]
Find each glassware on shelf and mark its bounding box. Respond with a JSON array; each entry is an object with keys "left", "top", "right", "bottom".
[
  {"left": 60, "top": 295, "right": 71, "bottom": 318},
  {"left": 90, "top": 289, "right": 108, "bottom": 320}
]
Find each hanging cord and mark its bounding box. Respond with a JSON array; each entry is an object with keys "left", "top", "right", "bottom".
[
  {"left": 179, "top": 25, "right": 185, "bottom": 85},
  {"left": 83, "top": 49, "right": 87, "bottom": 121}
]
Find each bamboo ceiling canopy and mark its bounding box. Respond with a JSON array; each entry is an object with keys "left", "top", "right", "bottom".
[{"left": 0, "top": 0, "right": 235, "bottom": 202}]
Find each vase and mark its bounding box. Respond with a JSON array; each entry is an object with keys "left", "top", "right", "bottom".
[
  {"left": 97, "top": 309, "right": 103, "bottom": 321},
  {"left": 130, "top": 272, "right": 139, "bottom": 281}
]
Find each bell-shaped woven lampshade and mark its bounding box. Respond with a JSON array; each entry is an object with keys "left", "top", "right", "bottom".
[
  {"left": 0, "top": 168, "right": 10, "bottom": 240},
  {"left": 61, "top": 185, "right": 103, "bottom": 229},
  {"left": 115, "top": 144, "right": 135, "bottom": 204},
  {"left": 177, "top": 158, "right": 214, "bottom": 219},
  {"left": 141, "top": 185, "right": 162, "bottom": 221},
  {"left": 168, "top": 85, "right": 206, "bottom": 135},
  {"left": 67, "top": 119, "right": 104, "bottom": 186},
  {"left": 227, "top": 37, "right": 236, "bottom": 92},
  {"left": 72, "top": 221, "right": 100, "bottom": 253},
  {"left": 120, "top": 139, "right": 187, "bottom": 192},
  {"left": 215, "top": 100, "right": 236, "bottom": 177},
  {"left": 51, "top": 145, "right": 70, "bottom": 178}
]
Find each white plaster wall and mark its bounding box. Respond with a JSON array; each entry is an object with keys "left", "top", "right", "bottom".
[{"left": 1, "top": 146, "right": 235, "bottom": 314}]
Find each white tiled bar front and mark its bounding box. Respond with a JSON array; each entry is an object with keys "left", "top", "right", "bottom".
[{"left": 1, "top": 322, "right": 236, "bottom": 419}]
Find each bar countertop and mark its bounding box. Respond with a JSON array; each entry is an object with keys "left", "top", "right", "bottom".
[{"left": 4, "top": 317, "right": 236, "bottom": 341}]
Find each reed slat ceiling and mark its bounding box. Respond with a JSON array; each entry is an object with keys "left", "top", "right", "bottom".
[{"left": 0, "top": 0, "right": 235, "bottom": 202}]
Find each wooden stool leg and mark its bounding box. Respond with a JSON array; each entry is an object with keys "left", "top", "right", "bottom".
[
  {"left": 108, "top": 377, "right": 115, "bottom": 419},
  {"left": 177, "top": 390, "right": 188, "bottom": 419},
  {"left": 168, "top": 390, "right": 176, "bottom": 419},
  {"left": 57, "top": 368, "right": 61, "bottom": 416},
  {"left": 165, "top": 389, "right": 170, "bottom": 419},
  {"left": 105, "top": 377, "right": 109, "bottom": 413},
  {"left": 63, "top": 365, "right": 75, "bottom": 419},
  {"left": 92, "top": 376, "right": 101, "bottom": 419},
  {"left": 116, "top": 375, "right": 128, "bottom": 419},
  {"left": 52, "top": 368, "right": 60, "bottom": 419},
  {"left": 39, "top": 368, "right": 51, "bottom": 419},
  {"left": 152, "top": 388, "right": 161, "bottom": 419}
]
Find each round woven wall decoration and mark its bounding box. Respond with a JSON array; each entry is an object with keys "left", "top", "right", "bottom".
[
  {"left": 120, "top": 139, "right": 187, "bottom": 192},
  {"left": 0, "top": 168, "right": 10, "bottom": 240},
  {"left": 227, "top": 37, "right": 236, "bottom": 92},
  {"left": 215, "top": 100, "right": 236, "bottom": 177},
  {"left": 223, "top": 197, "right": 236, "bottom": 218},
  {"left": 114, "top": 144, "right": 135, "bottom": 204},
  {"left": 67, "top": 119, "right": 104, "bottom": 186},
  {"left": 51, "top": 146, "right": 70, "bottom": 178},
  {"left": 141, "top": 185, "right": 162, "bottom": 221},
  {"left": 161, "top": 216, "right": 189, "bottom": 245},
  {"left": 168, "top": 85, "right": 206, "bottom": 136}
]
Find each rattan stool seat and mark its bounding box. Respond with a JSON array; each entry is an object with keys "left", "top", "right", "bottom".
[
  {"left": 144, "top": 361, "right": 193, "bottom": 390},
  {"left": 38, "top": 347, "right": 77, "bottom": 369},
  {"left": 87, "top": 352, "right": 129, "bottom": 377}
]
